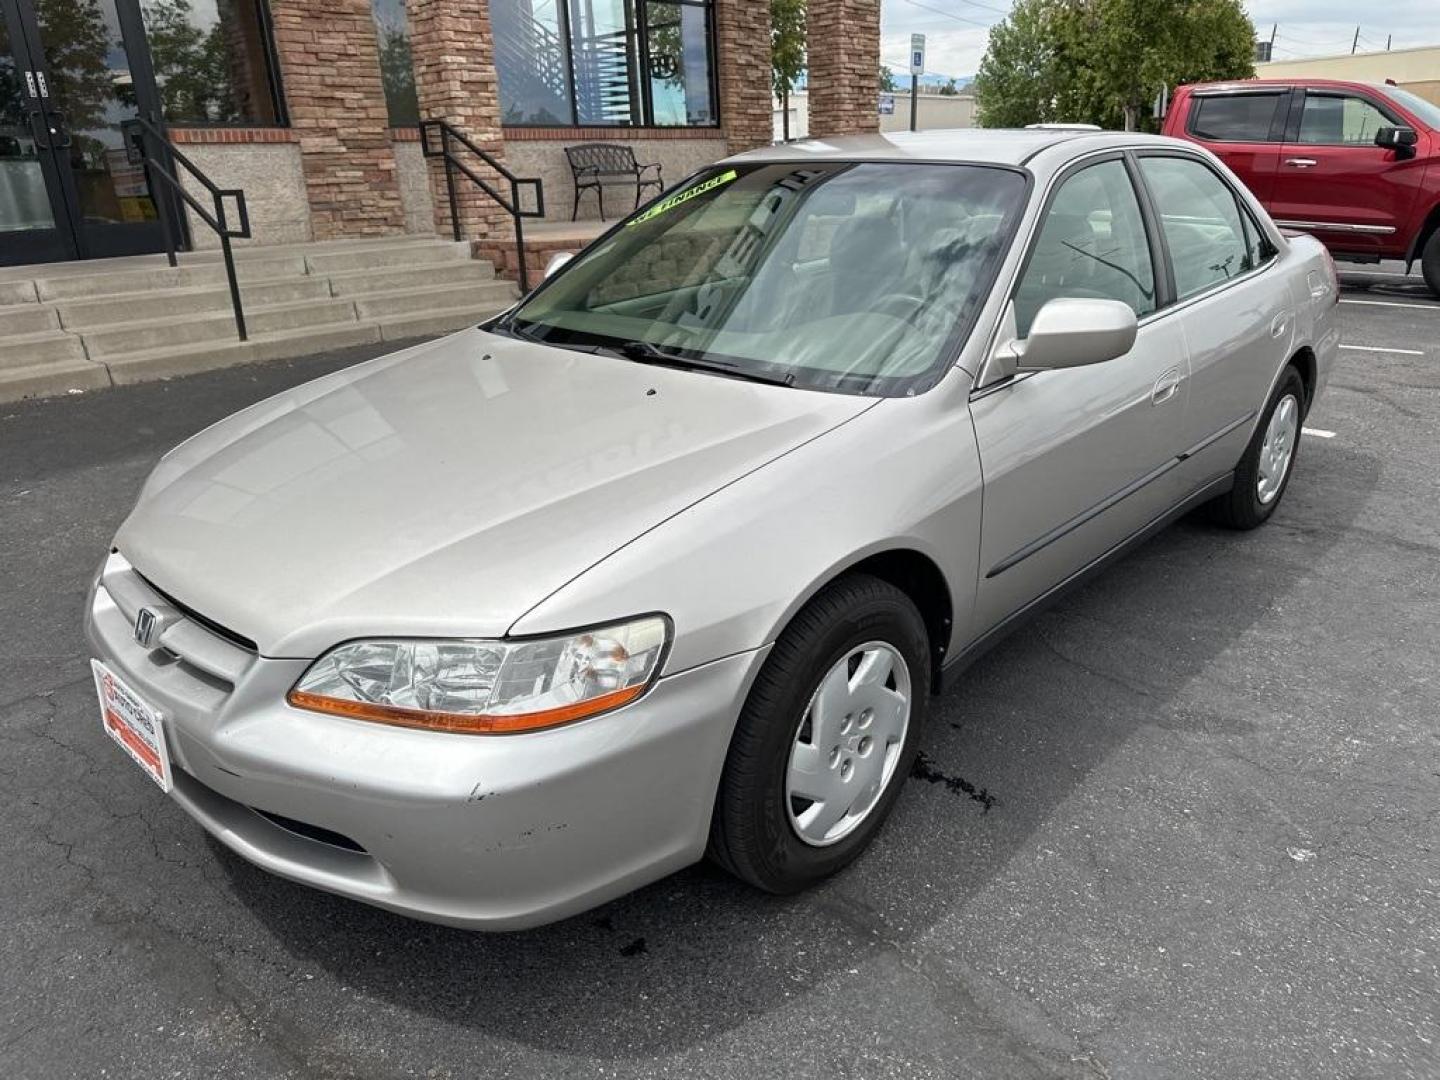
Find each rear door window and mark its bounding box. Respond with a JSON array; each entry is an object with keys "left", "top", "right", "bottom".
[
  {"left": 1189, "top": 93, "right": 1285, "bottom": 142},
  {"left": 1138, "top": 156, "right": 1255, "bottom": 300}
]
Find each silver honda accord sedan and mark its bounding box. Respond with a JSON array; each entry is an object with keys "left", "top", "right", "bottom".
[{"left": 85, "top": 130, "right": 1338, "bottom": 929}]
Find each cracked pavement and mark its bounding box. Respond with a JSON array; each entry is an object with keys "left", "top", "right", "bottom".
[{"left": 2, "top": 277, "right": 1438, "bottom": 1079}]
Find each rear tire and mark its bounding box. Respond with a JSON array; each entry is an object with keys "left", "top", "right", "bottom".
[
  {"left": 1206, "top": 366, "right": 1305, "bottom": 530},
  {"left": 1422, "top": 229, "right": 1440, "bottom": 298},
  {"left": 708, "top": 574, "right": 930, "bottom": 894}
]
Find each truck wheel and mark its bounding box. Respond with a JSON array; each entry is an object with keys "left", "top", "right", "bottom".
[{"left": 1423, "top": 230, "right": 1440, "bottom": 298}]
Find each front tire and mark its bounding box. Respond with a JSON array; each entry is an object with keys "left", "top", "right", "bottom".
[
  {"left": 1422, "top": 229, "right": 1440, "bottom": 298},
  {"left": 1206, "top": 366, "right": 1305, "bottom": 530},
  {"left": 708, "top": 574, "right": 930, "bottom": 893}
]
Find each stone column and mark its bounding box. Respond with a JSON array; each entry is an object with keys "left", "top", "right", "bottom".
[
  {"left": 714, "top": 0, "right": 773, "bottom": 154},
  {"left": 407, "top": 0, "right": 512, "bottom": 241},
  {"left": 807, "top": 0, "right": 881, "bottom": 138},
  {"left": 269, "top": 0, "right": 407, "bottom": 239}
]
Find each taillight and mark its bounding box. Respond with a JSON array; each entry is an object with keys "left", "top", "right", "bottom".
[{"left": 1321, "top": 247, "right": 1339, "bottom": 305}]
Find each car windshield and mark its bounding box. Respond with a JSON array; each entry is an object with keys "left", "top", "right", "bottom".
[
  {"left": 501, "top": 162, "right": 1027, "bottom": 395},
  {"left": 1383, "top": 85, "right": 1440, "bottom": 130}
]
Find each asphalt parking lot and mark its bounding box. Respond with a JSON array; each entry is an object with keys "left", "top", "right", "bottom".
[{"left": 2, "top": 264, "right": 1438, "bottom": 1080}]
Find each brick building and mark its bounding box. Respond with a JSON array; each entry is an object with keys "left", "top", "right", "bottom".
[{"left": 0, "top": 0, "right": 881, "bottom": 271}]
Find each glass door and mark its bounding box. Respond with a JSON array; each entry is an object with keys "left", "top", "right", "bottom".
[
  {"left": 0, "top": 0, "right": 75, "bottom": 262},
  {"left": 0, "top": 0, "right": 171, "bottom": 266}
]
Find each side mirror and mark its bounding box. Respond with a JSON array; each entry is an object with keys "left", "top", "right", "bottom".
[
  {"left": 1375, "top": 126, "right": 1419, "bottom": 158},
  {"left": 544, "top": 251, "right": 575, "bottom": 279},
  {"left": 1017, "top": 297, "right": 1137, "bottom": 371}
]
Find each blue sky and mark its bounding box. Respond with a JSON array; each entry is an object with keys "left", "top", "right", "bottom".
[{"left": 881, "top": 0, "right": 1440, "bottom": 79}]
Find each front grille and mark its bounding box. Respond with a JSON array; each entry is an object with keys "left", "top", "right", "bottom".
[
  {"left": 99, "top": 552, "right": 257, "bottom": 691},
  {"left": 135, "top": 570, "right": 258, "bottom": 653}
]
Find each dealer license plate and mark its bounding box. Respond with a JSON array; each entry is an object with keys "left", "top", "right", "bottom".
[{"left": 90, "top": 659, "right": 172, "bottom": 793}]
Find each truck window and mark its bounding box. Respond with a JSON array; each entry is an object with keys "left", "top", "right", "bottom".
[
  {"left": 1296, "top": 93, "right": 1394, "bottom": 144},
  {"left": 1189, "top": 93, "right": 1284, "bottom": 142}
]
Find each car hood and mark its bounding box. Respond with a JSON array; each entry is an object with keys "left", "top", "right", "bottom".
[{"left": 115, "top": 329, "right": 873, "bottom": 657}]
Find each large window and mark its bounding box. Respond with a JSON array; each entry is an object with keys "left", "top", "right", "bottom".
[
  {"left": 371, "top": 0, "right": 419, "bottom": 128},
  {"left": 140, "top": 0, "right": 284, "bottom": 126},
  {"left": 491, "top": 0, "right": 716, "bottom": 127}
]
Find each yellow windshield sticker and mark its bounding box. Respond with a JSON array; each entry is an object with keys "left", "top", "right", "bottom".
[{"left": 628, "top": 170, "right": 737, "bottom": 226}]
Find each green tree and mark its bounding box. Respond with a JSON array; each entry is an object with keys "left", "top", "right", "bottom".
[
  {"left": 772, "top": 0, "right": 805, "bottom": 140},
  {"left": 879, "top": 64, "right": 897, "bottom": 93},
  {"left": 939, "top": 77, "right": 958, "bottom": 96},
  {"left": 974, "top": 0, "right": 1254, "bottom": 130}
]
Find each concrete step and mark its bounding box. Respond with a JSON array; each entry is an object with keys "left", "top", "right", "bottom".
[
  {"left": 352, "top": 281, "right": 518, "bottom": 319},
  {"left": 83, "top": 297, "right": 360, "bottom": 359},
  {"left": 373, "top": 303, "right": 514, "bottom": 342},
  {"left": 56, "top": 278, "right": 334, "bottom": 330},
  {"left": 185, "top": 235, "right": 459, "bottom": 263},
  {"left": 0, "top": 357, "right": 109, "bottom": 403},
  {"left": 0, "top": 280, "right": 39, "bottom": 306},
  {"left": 34, "top": 254, "right": 312, "bottom": 301},
  {"left": 0, "top": 330, "right": 87, "bottom": 371},
  {"left": 104, "top": 320, "right": 384, "bottom": 385},
  {"left": 326, "top": 260, "right": 497, "bottom": 298},
  {"left": 304, "top": 241, "right": 471, "bottom": 275},
  {"left": 0, "top": 305, "right": 60, "bottom": 337}
]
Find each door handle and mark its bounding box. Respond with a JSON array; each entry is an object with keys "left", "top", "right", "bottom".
[
  {"left": 1271, "top": 312, "right": 1291, "bottom": 339},
  {"left": 1152, "top": 368, "right": 1181, "bottom": 405},
  {"left": 1284, "top": 157, "right": 1318, "bottom": 168},
  {"left": 44, "top": 109, "right": 72, "bottom": 149},
  {"left": 25, "top": 108, "right": 52, "bottom": 151}
]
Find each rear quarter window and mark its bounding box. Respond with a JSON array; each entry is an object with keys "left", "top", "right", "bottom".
[{"left": 1189, "top": 93, "right": 1284, "bottom": 142}]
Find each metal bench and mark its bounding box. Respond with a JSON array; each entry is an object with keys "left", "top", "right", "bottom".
[{"left": 564, "top": 143, "right": 663, "bottom": 221}]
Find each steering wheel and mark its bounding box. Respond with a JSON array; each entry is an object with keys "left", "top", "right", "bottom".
[{"left": 867, "top": 292, "right": 928, "bottom": 319}]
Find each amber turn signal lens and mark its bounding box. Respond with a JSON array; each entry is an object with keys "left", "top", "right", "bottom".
[{"left": 287, "top": 683, "right": 647, "bottom": 735}]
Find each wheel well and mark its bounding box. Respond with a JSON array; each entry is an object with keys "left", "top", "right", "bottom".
[
  {"left": 845, "top": 550, "right": 952, "bottom": 693},
  {"left": 1290, "top": 347, "right": 1317, "bottom": 412},
  {"left": 1409, "top": 202, "right": 1440, "bottom": 265}
]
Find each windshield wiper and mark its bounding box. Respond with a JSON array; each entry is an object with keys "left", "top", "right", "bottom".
[{"left": 614, "top": 341, "right": 796, "bottom": 387}]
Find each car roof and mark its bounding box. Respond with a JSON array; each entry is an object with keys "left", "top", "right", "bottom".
[{"left": 727, "top": 129, "right": 1192, "bottom": 169}]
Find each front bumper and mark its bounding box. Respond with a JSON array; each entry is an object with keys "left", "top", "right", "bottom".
[{"left": 85, "top": 556, "right": 767, "bottom": 930}]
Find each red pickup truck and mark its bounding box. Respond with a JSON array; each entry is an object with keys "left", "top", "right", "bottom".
[{"left": 1161, "top": 78, "right": 1440, "bottom": 295}]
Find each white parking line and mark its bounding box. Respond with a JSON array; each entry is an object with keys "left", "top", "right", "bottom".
[
  {"left": 1303, "top": 428, "right": 1337, "bottom": 439},
  {"left": 1340, "top": 269, "right": 1416, "bottom": 278},
  {"left": 1339, "top": 343, "right": 1426, "bottom": 356},
  {"left": 1340, "top": 298, "right": 1438, "bottom": 311}
]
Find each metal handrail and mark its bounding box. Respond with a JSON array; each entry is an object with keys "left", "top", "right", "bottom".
[
  {"left": 122, "top": 116, "right": 252, "bottom": 341},
  {"left": 418, "top": 119, "right": 545, "bottom": 291}
]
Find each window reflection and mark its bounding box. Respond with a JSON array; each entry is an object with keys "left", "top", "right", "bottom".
[
  {"left": 371, "top": 0, "right": 418, "bottom": 128},
  {"left": 488, "top": 0, "right": 716, "bottom": 127},
  {"left": 140, "top": 0, "right": 282, "bottom": 125},
  {"left": 491, "top": 0, "right": 575, "bottom": 125}
]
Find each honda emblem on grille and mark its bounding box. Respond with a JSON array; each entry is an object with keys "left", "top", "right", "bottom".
[{"left": 134, "top": 607, "right": 160, "bottom": 648}]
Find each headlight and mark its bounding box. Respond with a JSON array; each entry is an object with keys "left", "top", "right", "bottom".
[{"left": 287, "top": 616, "right": 669, "bottom": 734}]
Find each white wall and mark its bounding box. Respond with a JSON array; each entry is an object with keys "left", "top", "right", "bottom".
[{"left": 773, "top": 90, "right": 976, "bottom": 143}]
